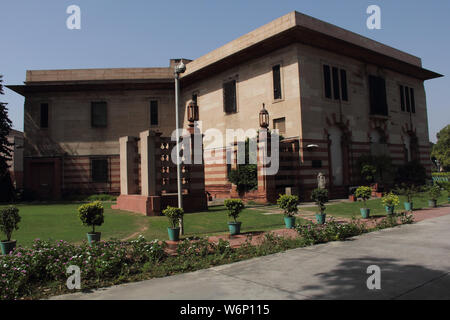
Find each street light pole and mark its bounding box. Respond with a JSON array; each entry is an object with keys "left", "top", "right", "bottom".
[{"left": 174, "top": 61, "right": 186, "bottom": 234}]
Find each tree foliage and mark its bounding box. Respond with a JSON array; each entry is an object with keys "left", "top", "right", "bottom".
[
  {"left": 227, "top": 138, "right": 258, "bottom": 193},
  {"left": 0, "top": 75, "right": 13, "bottom": 177},
  {"left": 431, "top": 125, "right": 450, "bottom": 171}
]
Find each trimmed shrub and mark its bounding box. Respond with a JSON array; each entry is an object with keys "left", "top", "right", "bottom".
[
  {"left": 0, "top": 206, "right": 20, "bottom": 241},
  {"left": 162, "top": 206, "right": 184, "bottom": 229},
  {"left": 428, "top": 185, "right": 441, "bottom": 201},
  {"left": 381, "top": 192, "right": 400, "bottom": 207},
  {"left": 311, "top": 188, "right": 328, "bottom": 213},
  {"left": 277, "top": 194, "right": 299, "bottom": 217},
  {"left": 224, "top": 199, "right": 245, "bottom": 222},
  {"left": 393, "top": 183, "right": 420, "bottom": 203},
  {"left": 355, "top": 186, "right": 371, "bottom": 207},
  {"left": 78, "top": 201, "right": 104, "bottom": 233}
]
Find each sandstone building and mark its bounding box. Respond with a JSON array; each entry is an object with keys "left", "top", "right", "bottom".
[{"left": 8, "top": 11, "right": 442, "bottom": 206}]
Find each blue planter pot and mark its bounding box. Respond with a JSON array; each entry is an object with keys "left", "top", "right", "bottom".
[
  {"left": 428, "top": 200, "right": 437, "bottom": 208},
  {"left": 284, "top": 216, "right": 296, "bottom": 229},
  {"left": 385, "top": 206, "right": 395, "bottom": 215},
  {"left": 404, "top": 202, "right": 413, "bottom": 211},
  {"left": 360, "top": 208, "right": 370, "bottom": 219},
  {"left": 228, "top": 222, "right": 242, "bottom": 235},
  {"left": 87, "top": 232, "right": 101, "bottom": 245},
  {"left": 315, "top": 213, "right": 326, "bottom": 225},
  {"left": 167, "top": 228, "right": 180, "bottom": 241},
  {"left": 0, "top": 240, "right": 16, "bottom": 255}
]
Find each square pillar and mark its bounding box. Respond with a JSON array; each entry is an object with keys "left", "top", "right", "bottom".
[
  {"left": 140, "top": 130, "right": 159, "bottom": 196},
  {"left": 119, "top": 136, "right": 138, "bottom": 195}
]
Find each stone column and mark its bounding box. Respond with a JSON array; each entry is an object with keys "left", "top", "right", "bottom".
[
  {"left": 119, "top": 136, "right": 138, "bottom": 195},
  {"left": 140, "top": 130, "right": 159, "bottom": 196}
]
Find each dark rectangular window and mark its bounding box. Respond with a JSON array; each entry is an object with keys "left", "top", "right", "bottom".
[
  {"left": 91, "top": 159, "right": 108, "bottom": 183},
  {"left": 400, "top": 85, "right": 416, "bottom": 114},
  {"left": 405, "top": 87, "right": 411, "bottom": 112},
  {"left": 340, "top": 69, "right": 348, "bottom": 101},
  {"left": 323, "top": 65, "right": 332, "bottom": 99},
  {"left": 272, "top": 65, "right": 282, "bottom": 100},
  {"left": 40, "top": 103, "right": 49, "bottom": 128},
  {"left": 332, "top": 67, "right": 340, "bottom": 100},
  {"left": 324, "top": 65, "right": 348, "bottom": 101},
  {"left": 410, "top": 88, "right": 415, "bottom": 113},
  {"left": 369, "top": 75, "right": 388, "bottom": 116},
  {"left": 223, "top": 80, "right": 237, "bottom": 113},
  {"left": 400, "top": 85, "right": 405, "bottom": 111},
  {"left": 91, "top": 102, "right": 107, "bottom": 128},
  {"left": 192, "top": 93, "right": 198, "bottom": 104},
  {"left": 150, "top": 100, "right": 158, "bottom": 126}
]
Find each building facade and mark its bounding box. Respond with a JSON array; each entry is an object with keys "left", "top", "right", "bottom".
[{"left": 8, "top": 11, "right": 441, "bottom": 204}]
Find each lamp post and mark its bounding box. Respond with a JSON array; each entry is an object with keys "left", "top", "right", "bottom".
[
  {"left": 174, "top": 61, "right": 186, "bottom": 234},
  {"left": 259, "top": 103, "right": 269, "bottom": 129}
]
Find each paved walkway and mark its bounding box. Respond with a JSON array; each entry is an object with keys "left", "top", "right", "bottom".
[{"left": 52, "top": 206, "right": 450, "bottom": 300}]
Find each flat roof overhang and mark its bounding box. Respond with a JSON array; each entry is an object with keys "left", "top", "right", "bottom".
[
  {"left": 181, "top": 25, "right": 442, "bottom": 85},
  {"left": 7, "top": 79, "right": 174, "bottom": 96}
]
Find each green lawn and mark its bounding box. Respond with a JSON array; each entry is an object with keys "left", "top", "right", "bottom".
[
  {"left": 141, "top": 205, "right": 289, "bottom": 240},
  {"left": 301, "top": 191, "right": 450, "bottom": 219},
  {"left": 0, "top": 203, "right": 292, "bottom": 246},
  {"left": 0, "top": 203, "right": 148, "bottom": 247}
]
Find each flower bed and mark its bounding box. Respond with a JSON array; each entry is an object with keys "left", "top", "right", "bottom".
[{"left": 1, "top": 213, "right": 415, "bottom": 300}]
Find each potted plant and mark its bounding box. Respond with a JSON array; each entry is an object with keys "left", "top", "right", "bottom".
[
  {"left": 224, "top": 199, "right": 245, "bottom": 235},
  {"left": 381, "top": 192, "right": 400, "bottom": 215},
  {"left": 0, "top": 206, "right": 21, "bottom": 255},
  {"left": 277, "top": 194, "right": 299, "bottom": 229},
  {"left": 394, "top": 184, "right": 418, "bottom": 211},
  {"left": 162, "top": 206, "right": 184, "bottom": 241},
  {"left": 428, "top": 185, "right": 441, "bottom": 208},
  {"left": 355, "top": 186, "right": 371, "bottom": 218},
  {"left": 78, "top": 201, "right": 104, "bottom": 245},
  {"left": 311, "top": 188, "right": 328, "bottom": 224}
]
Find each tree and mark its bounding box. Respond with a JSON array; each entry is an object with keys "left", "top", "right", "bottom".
[
  {"left": 431, "top": 125, "right": 450, "bottom": 171},
  {"left": 0, "top": 75, "right": 15, "bottom": 202},
  {"left": 227, "top": 138, "right": 258, "bottom": 193},
  {"left": 0, "top": 75, "right": 13, "bottom": 176}
]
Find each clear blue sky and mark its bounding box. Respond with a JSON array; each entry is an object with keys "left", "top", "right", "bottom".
[{"left": 1, "top": 0, "right": 448, "bottom": 141}]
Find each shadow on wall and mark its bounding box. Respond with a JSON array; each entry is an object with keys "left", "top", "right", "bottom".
[{"left": 300, "top": 257, "right": 450, "bottom": 300}]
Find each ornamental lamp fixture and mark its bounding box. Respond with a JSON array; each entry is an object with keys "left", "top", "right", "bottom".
[
  {"left": 306, "top": 144, "right": 319, "bottom": 151},
  {"left": 259, "top": 103, "right": 269, "bottom": 129},
  {"left": 187, "top": 100, "right": 199, "bottom": 126}
]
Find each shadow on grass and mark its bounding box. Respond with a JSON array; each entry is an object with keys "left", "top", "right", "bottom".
[{"left": 299, "top": 257, "right": 450, "bottom": 299}]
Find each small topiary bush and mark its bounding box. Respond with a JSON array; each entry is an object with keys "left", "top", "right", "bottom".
[
  {"left": 162, "top": 206, "right": 184, "bottom": 229},
  {"left": 78, "top": 201, "right": 104, "bottom": 234},
  {"left": 393, "top": 183, "right": 420, "bottom": 203},
  {"left": 428, "top": 185, "right": 441, "bottom": 201},
  {"left": 0, "top": 206, "right": 20, "bottom": 242},
  {"left": 355, "top": 186, "right": 371, "bottom": 208},
  {"left": 277, "top": 194, "right": 299, "bottom": 217},
  {"left": 381, "top": 192, "right": 400, "bottom": 207},
  {"left": 311, "top": 188, "right": 328, "bottom": 213},
  {"left": 224, "top": 199, "right": 245, "bottom": 222}
]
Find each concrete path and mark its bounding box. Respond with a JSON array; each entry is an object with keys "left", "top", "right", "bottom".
[{"left": 52, "top": 211, "right": 450, "bottom": 300}]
